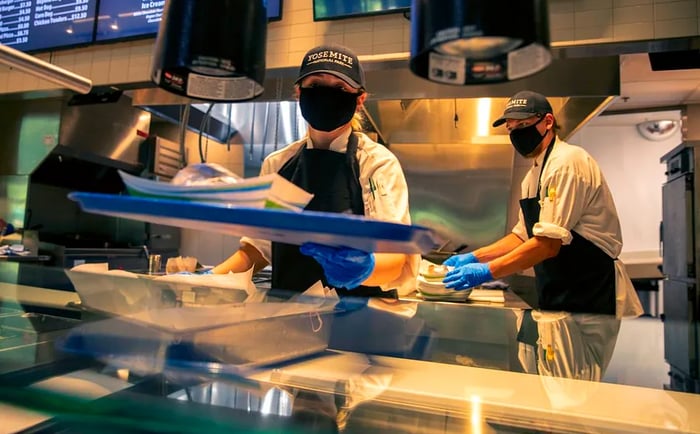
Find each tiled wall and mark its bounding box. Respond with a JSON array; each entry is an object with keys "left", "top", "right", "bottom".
[
  {"left": 549, "top": 0, "right": 700, "bottom": 43},
  {"left": 1, "top": 0, "right": 697, "bottom": 95}
]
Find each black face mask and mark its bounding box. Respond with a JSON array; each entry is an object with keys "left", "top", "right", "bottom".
[
  {"left": 299, "top": 86, "right": 360, "bottom": 132},
  {"left": 510, "top": 116, "right": 547, "bottom": 157}
]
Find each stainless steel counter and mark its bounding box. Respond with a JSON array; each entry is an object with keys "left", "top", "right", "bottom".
[{"left": 0, "top": 281, "right": 697, "bottom": 433}]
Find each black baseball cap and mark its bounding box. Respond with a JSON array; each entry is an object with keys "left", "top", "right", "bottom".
[
  {"left": 492, "top": 90, "right": 553, "bottom": 127},
  {"left": 296, "top": 44, "right": 366, "bottom": 89}
]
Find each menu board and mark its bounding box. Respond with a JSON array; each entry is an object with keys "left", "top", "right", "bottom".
[
  {"left": 95, "top": 0, "right": 283, "bottom": 43},
  {"left": 0, "top": 0, "right": 97, "bottom": 52},
  {"left": 313, "top": 0, "right": 410, "bottom": 21}
]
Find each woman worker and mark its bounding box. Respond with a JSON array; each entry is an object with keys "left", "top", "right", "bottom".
[{"left": 212, "top": 44, "right": 418, "bottom": 298}]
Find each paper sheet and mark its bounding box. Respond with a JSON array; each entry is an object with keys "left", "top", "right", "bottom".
[
  {"left": 151, "top": 268, "right": 259, "bottom": 299},
  {"left": 468, "top": 289, "right": 505, "bottom": 303}
]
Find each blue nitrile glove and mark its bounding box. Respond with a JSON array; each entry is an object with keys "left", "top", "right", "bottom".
[
  {"left": 443, "top": 263, "right": 493, "bottom": 291},
  {"left": 442, "top": 252, "right": 478, "bottom": 267},
  {"left": 299, "top": 242, "right": 375, "bottom": 289}
]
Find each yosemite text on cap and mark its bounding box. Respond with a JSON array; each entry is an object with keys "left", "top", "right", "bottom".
[
  {"left": 296, "top": 45, "right": 366, "bottom": 89},
  {"left": 492, "top": 90, "right": 553, "bottom": 127}
]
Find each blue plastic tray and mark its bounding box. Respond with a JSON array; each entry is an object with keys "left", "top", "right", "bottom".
[{"left": 69, "top": 193, "right": 438, "bottom": 254}]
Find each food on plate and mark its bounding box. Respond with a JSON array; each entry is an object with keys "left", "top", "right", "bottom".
[{"left": 420, "top": 264, "right": 452, "bottom": 281}]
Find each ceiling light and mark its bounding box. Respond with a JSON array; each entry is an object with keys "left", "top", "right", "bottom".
[
  {"left": 151, "top": 0, "right": 267, "bottom": 102},
  {"left": 409, "top": 0, "right": 552, "bottom": 85}
]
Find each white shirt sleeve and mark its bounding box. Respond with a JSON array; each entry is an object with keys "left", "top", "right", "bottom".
[
  {"left": 363, "top": 156, "right": 410, "bottom": 224},
  {"left": 533, "top": 166, "right": 590, "bottom": 245},
  {"left": 512, "top": 208, "right": 528, "bottom": 241},
  {"left": 358, "top": 138, "right": 419, "bottom": 296},
  {"left": 512, "top": 166, "right": 536, "bottom": 241}
]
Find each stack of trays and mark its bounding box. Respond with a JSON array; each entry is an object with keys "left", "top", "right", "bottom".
[
  {"left": 416, "top": 260, "right": 471, "bottom": 302},
  {"left": 119, "top": 171, "right": 313, "bottom": 211}
]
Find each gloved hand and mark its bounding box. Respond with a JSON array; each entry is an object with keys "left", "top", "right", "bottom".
[
  {"left": 300, "top": 242, "right": 375, "bottom": 289},
  {"left": 442, "top": 252, "right": 478, "bottom": 267},
  {"left": 443, "top": 263, "right": 493, "bottom": 291}
]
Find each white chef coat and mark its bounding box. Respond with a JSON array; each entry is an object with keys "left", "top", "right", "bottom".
[
  {"left": 241, "top": 127, "right": 420, "bottom": 296},
  {"left": 512, "top": 138, "right": 643, "bottom": 318}
]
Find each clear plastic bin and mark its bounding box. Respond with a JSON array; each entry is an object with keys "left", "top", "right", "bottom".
[
  {"left": 58, "top": 303, "right": 334, "bottom": 374},
  {"left": 65, "top": 264, "right": 256, "bottom": 317}
]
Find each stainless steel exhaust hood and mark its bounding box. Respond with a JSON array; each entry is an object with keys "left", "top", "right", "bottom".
[
  {"left": 132, "top": 46, "right": 619, "bottom": 147},
  {"left": 0, "top": 91, "right": 150, "bottom": 179},
  {"left": 0, "top": 91, "right": 151, "bottom": 231}
]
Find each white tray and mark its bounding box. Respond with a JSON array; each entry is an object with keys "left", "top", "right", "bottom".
[{"left": 69, "top": 192, "right": 438, "bottom": 254}]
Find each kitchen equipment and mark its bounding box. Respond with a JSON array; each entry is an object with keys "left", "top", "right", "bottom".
[
  {"left": 660, "top": 141, "right": 700, "bottom": 393},
  {"left": 422, "top": 242, "right": 469, "bottom": 264},
  {"left": 151, "top": 0, "right": 267, "bottom": 101},
  {"left": 410, "top": 0, "right": 551, "bottom": 84},
  {"left": 148, "top": 254, "right": 162, "bottom": 275}
]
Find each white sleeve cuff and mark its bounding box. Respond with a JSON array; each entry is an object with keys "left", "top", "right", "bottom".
[
  {"left": 512, "top": 225, "right": 528, "bottom": 241},
  {"left": 532, "top": 222, "right": 573, "bottom": 245}
]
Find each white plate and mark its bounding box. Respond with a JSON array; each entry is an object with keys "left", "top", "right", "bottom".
[{"left": 119, "top": 171, "right": 314, "bottom": 211}]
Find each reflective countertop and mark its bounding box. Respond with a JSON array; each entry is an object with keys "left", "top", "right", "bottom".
[{"left": 0, "top": 280, "right": 698, "bottom": 433}]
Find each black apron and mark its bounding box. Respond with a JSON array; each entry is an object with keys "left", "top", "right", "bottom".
[
  {"left": 271, "top": 133, "right": 392, "bottom": 298},
  {"left": 520, "top": 139, "right": 616, "bottom": 315}
]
